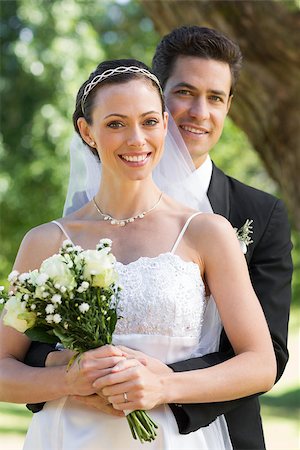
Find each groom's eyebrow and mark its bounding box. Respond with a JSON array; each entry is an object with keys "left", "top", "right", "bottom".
[
  {"left": 172, "top": 82, "right": 227, "bottom": 97},
  {"left": 172, "top": 82, "right": 196, "bottom": 90}
]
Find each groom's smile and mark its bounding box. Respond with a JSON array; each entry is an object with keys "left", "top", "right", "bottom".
[{"left": 164, "top": 56, "right": 232, "bottom": 169}]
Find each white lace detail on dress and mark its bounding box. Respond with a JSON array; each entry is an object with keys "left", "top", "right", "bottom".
[{"left": 114, "top": 253, "right": 207, "bottom": 337}]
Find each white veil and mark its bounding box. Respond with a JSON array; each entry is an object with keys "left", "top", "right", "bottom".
[{"left": 63, "top": 112, "right": 209, "bottom": 215}]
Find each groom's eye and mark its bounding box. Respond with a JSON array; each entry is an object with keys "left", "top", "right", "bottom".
[{"left": 175, "top": 89, "right": 192, "bottom": 96}]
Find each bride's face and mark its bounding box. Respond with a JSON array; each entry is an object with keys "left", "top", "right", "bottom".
[{"left": 79, "top": 79, "right": 168, "bottom": 182}]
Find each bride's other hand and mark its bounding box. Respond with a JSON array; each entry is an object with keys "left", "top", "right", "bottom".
[
  {"left": 71, "top": 393, "right": 125, "bottom": 417},
  {"left": 117, "top": 346, "right": 173, "bottom": 375},
  {"left": 93, "top": 358, "right": 168, "bottom": 411},
  {"left": 45, "top": 349, "right": 75, "bottom": 367},
  {"left": 65, "top": 345, "right": 126, "bottom": 397}
]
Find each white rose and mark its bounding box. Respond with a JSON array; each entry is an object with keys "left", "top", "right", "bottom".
[
  {"left": 82, "top": 249, "right": 118, "bottom": 288},
  {"left": 3, "top": 296, "right": 36, "bottom": 332},
  {"left": 40, "top": 254, "right": 76, "bottom": 290}
]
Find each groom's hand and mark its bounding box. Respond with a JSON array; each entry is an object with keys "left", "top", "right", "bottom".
[{"left": 71, "top": 393, "right": 125, "bottom": 417}]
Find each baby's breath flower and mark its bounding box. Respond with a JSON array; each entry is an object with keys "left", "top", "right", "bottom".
[
  {"left": 19, "top": 273, "right": 30, "bottom": 283},
  {"left": 81, "top": 281, "right": 89, "bottom": 290},
  {"left": 60, "top": 286, "right": 67, "bottom": 293},
  {"left": 31, "top": 304, "right": 36, "bottom": 310},
  {"left": 0, "top": 286, "right": 4, "bottom": 291},
  {"left": 97, "top": 238, "right": 112, "bottom": 250},
  {"left": 53, "top": 314, "right": 62, "bottom": 324},
  {"left": 62, "top": 239, "right": 73, "bottom": 249},
  {"left": 79, "top": 303, "right": 89, "bottom": 313},
  {"left": 42, "top": 292, "right": 50, "bottom": 298},
  {"left": 8, "top": 270, "right": 19, "bottom": 283},
  {"left": 51, "top": 294, "right": 62, "bottom": 304},
  {"left": 23, "top": 294, "right": 29, "bottom": 301},
  {"left": 46, "top": 314, "right": 54, "bottom": 323},
  {"left": 45, "top": 304, "right": 55, "bottom": 314},
  {"left": 54, "top": 283, "right": 61, "bottom": 289}
]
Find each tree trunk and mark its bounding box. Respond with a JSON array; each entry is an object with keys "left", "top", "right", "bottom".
[{"left": 141, "top": 0, "right": 300, "bottom": 229}]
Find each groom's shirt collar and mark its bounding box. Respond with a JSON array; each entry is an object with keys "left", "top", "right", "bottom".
[
  {"left": 195, "top": 156, "right": 213, "bottom": 195},
  {"left": 193, "top": 156, "right": 213, "bottom": 213}
]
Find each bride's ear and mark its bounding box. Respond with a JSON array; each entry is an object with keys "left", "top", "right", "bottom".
[
  {"left": 77, "top": 117, "right": 95, "bottom": 147},
  {"left": 163, "top": 111, "right": 168, "bottom": 136}
]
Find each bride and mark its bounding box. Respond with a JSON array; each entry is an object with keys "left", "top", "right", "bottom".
[{"left": 0, "top": 59, "right": 276, "bottom": 450}]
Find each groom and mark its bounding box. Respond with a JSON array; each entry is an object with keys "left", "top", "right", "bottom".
[
  {"left": 25, "top": 26, "right": 292, "bottom": 450},
  {"left": 152, "top": 26, "right": 293, "bottom": 449}
]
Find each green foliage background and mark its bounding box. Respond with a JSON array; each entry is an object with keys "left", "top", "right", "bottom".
[{"left": 0, "top": 0, "right": 298, "bottom": 310}]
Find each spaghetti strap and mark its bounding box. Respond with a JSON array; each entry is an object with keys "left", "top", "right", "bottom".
[
  {"left": 51, "top": 220, "right": 74, "bottom": 245},
  {"left": 170, "top": 212, "right": 202, "bottom": 255}
]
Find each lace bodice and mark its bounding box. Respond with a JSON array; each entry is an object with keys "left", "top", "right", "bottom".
[
  {"left": 114, "top": 253, "right": 207, "bottom": 337},
  {"left": 51, "top": 212, "right": 207, "bottom": 340}
]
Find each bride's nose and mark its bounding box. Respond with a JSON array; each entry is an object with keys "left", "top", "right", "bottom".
[{"left": 127, "top": 126, "right": 146, "bottom": 148}]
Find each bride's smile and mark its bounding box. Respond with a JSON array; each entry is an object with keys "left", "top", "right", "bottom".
[{"left": 78, "top": 79, "right": 168, "bottom": 183}]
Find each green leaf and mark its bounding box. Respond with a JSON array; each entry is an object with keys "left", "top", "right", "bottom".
[{"left": 25, "top": 327, "right": 58, "bottom": 344}]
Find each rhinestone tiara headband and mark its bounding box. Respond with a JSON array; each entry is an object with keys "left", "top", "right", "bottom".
[{"left": 81, "top": 66, "right": 163, "bottom": 114}]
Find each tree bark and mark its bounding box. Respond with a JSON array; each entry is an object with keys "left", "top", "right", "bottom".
[{"left": 141, "top": 0, "right": 300, "bottom": 228}]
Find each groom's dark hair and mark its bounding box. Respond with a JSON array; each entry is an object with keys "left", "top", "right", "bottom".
[{"left": 152, "top": 26, "right": 242, "bottom": 95}]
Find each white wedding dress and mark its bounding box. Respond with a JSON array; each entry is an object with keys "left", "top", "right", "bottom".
[{"left": 23, "top": 213, "right": 232, "bottom": 450}]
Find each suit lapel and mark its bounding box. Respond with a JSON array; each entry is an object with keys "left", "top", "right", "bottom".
[{"left": 207, "top": 164, "right": 230, "bottom": 219}]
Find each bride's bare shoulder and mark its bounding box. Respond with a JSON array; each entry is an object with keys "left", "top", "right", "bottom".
[
  {"left": 187, "top": 213, "right": 236, "bottom": 245},
  {"left": 13, "top": 221, "right": 66, "bottom": 272}
]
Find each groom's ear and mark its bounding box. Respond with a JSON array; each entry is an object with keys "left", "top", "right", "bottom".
[
  {"left": 77, "top": 117, "right": 95, "bottom": 146},
  {"left": 226, "top": 95, "right": 233, "bottom": 113}
]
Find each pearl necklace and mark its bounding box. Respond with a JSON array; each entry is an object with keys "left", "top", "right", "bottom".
[{"left": 92, "top": 193, "right": 163, "bottom": 226}]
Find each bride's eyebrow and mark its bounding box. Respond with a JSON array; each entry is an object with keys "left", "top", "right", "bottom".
[{"left": 104, "top": 111, "right": 160, "bottom": 119}]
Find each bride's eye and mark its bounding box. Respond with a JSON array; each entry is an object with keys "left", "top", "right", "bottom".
[
  {"left": 107, "top": 121, "right": 124, "bottom": 129},
  {"left": 144, "top": 118, "right": 159, "bottom": 126}
]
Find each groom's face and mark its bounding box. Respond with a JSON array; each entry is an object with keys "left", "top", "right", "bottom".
[{"left": 164, "top": 56, "right": 232, "bottom": 169}]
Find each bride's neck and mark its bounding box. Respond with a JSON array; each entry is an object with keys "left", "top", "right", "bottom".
[{"left": 94, "top": 178, "right": 161, "bottom": 219}]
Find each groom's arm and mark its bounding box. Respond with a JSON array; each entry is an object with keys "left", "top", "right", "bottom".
[
  {"left": 168, "top": 199, "right": 293, "bottom": 433},
  {"left": 24, "top": 342, "right": 57, "bottom": 412}
]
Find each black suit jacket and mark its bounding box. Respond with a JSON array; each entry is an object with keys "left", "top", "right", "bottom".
[
  {"left": 25, "top": 163, "right": 293, "bottom": 449},
  {"left": 168, "top": 163, "right": 293, "bottom": 449}
]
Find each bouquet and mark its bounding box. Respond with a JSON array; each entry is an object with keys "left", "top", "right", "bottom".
[{"left": 0, "top": 238, "right": 157, "bottom": 443}]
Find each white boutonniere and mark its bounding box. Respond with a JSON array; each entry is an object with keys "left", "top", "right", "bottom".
[{"left": 234, "top": 219, "right": 253, "bottom": 254}]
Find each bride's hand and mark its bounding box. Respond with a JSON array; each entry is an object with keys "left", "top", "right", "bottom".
[
  {"left": 117, "top": 346, "right": 173, "bottom": 375},
  {"left": 65, "top": 345, "right": 127, "bottom": 397},
  {"left": 93, "top": 357, "right": 170, "bottom": 411}
]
